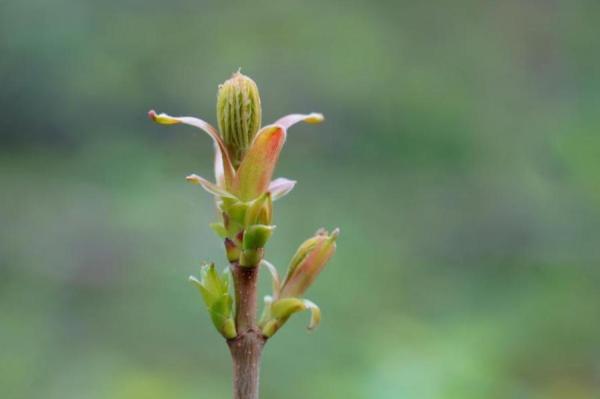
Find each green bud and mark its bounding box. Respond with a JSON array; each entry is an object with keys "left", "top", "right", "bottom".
[
  {"left": 280, "top": 228, "right": 339, "bottom": 298},
  {"left": 217, "top": 71, "right": 262, "bottom": 168},
  {"left": 189, "top": 263, "right": 237, "bottom": 338},
  {"left": 243, "top": 224, "right": 275, "bottom": 250}
]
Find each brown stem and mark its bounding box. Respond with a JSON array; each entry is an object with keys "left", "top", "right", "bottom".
[
  {"left": 227, "top": 331, "right": 265, "bottom": 399},
  {"left": 228, "top": 263, "right": 266, "bottom": 399},
  {"left": 231, "top": 264, "right": 259, "bottom": 332}
]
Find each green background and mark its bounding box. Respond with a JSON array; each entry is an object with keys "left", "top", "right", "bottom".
[{"left": 2, "top": 1, "right": 599, "bottom": 398}]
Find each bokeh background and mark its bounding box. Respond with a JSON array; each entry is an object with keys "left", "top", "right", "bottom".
[{"left": 2, "top": 1, "right": 600, "bottom": 398}]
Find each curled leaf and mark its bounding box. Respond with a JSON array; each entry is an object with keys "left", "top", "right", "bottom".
[
  {"left": 262, "top": 297, "right": 322, "bottom": 337},
  {"left": 274, "top": 113, "right": 324, "bottom": 130},
  {"left": 148, "top": 110, "right": 235, "bottom": 188},
  {"left": 186, "top": 174, "right": 237, "bottom": 199}
]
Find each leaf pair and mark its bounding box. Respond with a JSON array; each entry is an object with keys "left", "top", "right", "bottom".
[{"left": 149, "top": 110, "right": 322, "bottom": 202}]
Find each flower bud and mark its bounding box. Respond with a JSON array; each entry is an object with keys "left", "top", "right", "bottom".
[
  {"left": 279, "top": 228, "right": 339, "bottom": 298},
  {"left": 217, "top": 71, "right": 262, "bottom": 168}
]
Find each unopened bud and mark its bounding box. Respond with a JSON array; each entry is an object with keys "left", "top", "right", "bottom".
[
  {"left": 280, "top": 228, "right": 339, "bottom": 298},
  {"left": 189, "top": 263, "right": 237, "bottom": 339},
  {"left": 217, "top": 71, "right": 262, "bottom": 168},
  {"left": 243, "top": 224, "right": 275, "bottom": 250}
]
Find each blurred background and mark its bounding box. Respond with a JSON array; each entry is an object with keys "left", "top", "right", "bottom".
[{"left": 2, "top": 1, "right": 600, "bottom": 398}]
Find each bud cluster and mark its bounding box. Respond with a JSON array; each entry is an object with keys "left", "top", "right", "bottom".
[
  {"left": 150, "top": 71, "right": 337, "bottom": 341},
  {"left": 213, "top": 192, "right": 275, "bottom": 267}
]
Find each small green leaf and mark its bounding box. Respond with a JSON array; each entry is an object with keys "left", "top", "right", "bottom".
[
  {"left": 189, "top": 263, "right": 237, "bottom": 338},
  {"left": 209, "top": 222, "right": 228, "bottom": 238}
]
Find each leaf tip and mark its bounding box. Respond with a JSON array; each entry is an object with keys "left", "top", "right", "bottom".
[
  {"left": 306, "top": 113, "right": 324, "bottom": 124},
  {"left": 330, "top": 228, "right": 340, "bottom": 241},
  {"left": 186, "top": 174, "right": 201, "bottom": 184}
]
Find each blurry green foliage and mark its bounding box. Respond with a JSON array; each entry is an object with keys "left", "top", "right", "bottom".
[{"left": 1, "top": 1, "right": 600, "bottom": 398}]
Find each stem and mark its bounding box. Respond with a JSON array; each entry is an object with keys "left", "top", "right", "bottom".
[
  {"left": 227, "top": 332, "right": 265, "bottom": 399},
  {"left": 231, "top": 264, "right": 259, "bottom": 331},
  {"left": 228, "top": 263, "right": 266, "bottom": 399}
]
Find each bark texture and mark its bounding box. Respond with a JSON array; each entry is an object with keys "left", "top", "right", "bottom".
[
  {"left": 228, "top": 263, "right": 266, "bottom": 399},
  {"left": 227, "top": 331, "right": 265, "bottom": 399}
]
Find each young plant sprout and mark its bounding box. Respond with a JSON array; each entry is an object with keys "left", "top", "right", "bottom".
[{"left": 149, "top": 71, "right": 339, "bottom": 399}]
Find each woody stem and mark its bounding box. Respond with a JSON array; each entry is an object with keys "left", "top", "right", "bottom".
[{"left": 227, "top": 263, "right": 266, "bottom": 399}]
